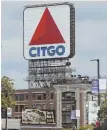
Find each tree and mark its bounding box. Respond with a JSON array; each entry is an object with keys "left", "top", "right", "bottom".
[
  {"left": 1, "top": 76, "right": 16, "bottom": 108},
  {"left": 100, "top": 92, "right": 107, "bottom": 120}
]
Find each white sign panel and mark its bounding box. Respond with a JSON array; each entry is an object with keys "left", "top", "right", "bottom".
[
  {"left": 7, "top": 107, "right": 12, "bottom": 117},
  {"left": 76, "top": 110, "right": 80, "bottom": 117},
  {"left": 23, "top": 3, "right": 72, "bottom": 60},
  {"left": 99, "top": 79, "right": 107, "bottom": 92}
]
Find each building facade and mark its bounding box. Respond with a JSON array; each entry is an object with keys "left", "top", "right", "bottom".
[
  {"left": 12, "top": 83, "right": 91, "bottom": 128},
  {"left": 12, "top": 87, "right": 56, "bottom": 119}
]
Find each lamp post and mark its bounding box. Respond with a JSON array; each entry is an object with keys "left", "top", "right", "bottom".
[
  {"left": 90, "top": 59, "right": 100, "bottom": 107},
  {"left": 90, "top": 59, "right": 101, "bottom": 127},
  {"left": 4, "top": 92, "right": 8, "bottom": 130},
  {"left": 1, "top": 86, "right": 8, "bottom": 130}
]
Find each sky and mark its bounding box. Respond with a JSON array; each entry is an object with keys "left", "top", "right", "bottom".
[{"left": 1, "top": 1, "right": 107, "bottom": 89}]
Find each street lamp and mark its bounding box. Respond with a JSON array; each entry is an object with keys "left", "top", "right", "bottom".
[
  {"left": 2, "top": 91, "right": 8, "bottom": 130},
  {"left": 90, "top": 59, "right": 100, "bottom": 107},
  {"left": 90, "top": 59, "right": 101, "bottom": 127}
]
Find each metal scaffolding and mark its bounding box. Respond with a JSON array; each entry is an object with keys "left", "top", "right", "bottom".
[{"left": 26, "top": 59, "right": 76, "bottom": 88}]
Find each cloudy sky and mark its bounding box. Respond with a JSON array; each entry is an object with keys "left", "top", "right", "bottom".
[{"left": 1, "top": 1, "right": 107, "bottom": 89}]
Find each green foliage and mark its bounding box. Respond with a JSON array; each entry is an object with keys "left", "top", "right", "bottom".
[
  {"left": 100, "top": 92, "right": 107, "bottom": 120},
  {"left": 77, "top": 124, "right": 94, "bottom": 130},
  {"left": 1, "top": 76, "right": 16, "bottom": 108},
  {"left": 63, "top": 125, "right": 93, "bottom": 130}
]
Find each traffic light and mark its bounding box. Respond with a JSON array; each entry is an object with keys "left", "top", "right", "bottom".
[{"left": 1, "top": 107, "right": 7, "bottom": 118}]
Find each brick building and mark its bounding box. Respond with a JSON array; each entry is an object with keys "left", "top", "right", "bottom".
[
  {"left": 12, "top": 86, "right": 77, "bottom": 128},
  {"left": 12, "top": 87, "right": 56, "bottom": 119}
]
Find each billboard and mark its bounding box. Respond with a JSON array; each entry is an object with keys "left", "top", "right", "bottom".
[
  {"left": 22, "top": 109, "right": 55, "bottom": 124},
  {"left": 91, "top": 79, "right": 99, "bottom": 93},
  {"left": 23, "top": 2, "right": 75, "bottom": 60}
]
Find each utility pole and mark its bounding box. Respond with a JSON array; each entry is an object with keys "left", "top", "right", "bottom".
[
  {"left": 91, "top": 59, "right": 101, "bottom": 129},
  {"left": 97, "top": 59, "right": 100, "bottom": 108},
  {"left": 5, "top": 107, "right": 7, "bottom": 130}
]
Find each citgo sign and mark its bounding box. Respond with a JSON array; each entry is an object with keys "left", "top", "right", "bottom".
[{"left": 23, "top": 3, "right": 75, "bottom": 60}]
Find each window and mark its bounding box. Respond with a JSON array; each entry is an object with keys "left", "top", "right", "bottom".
[
  {"left": 19, "top": 94, "right": 24, "bottom": 101},
  {"left": 15, "top": 105, "right": 18, "bottom": 112},
  {"left": 66, "top": 93, "right": 72, "bottom": 96},
  {"left": 51, "top": 93, "right": 54, "bottom": 99},
  {"left": 37, "top": 94, "right": 41, "bottom": 100},
  {"left": 15, "top": 94, "right": 18, "bottom": 101},
  {"left": 72, "top": 97, "right": 75, "bottom": 100},
  {"left": 62, "top": 104, "right": 66, "bottom": 111},
  {"left": 19, "top": 105, "right": 24, "bottom": 112},
  {"left": 66, "top": 93, "right": 72, "bottom": 99},
  {"left": 15, "top": 117, "right": 18, "bottom": 119},
  {"left": 66, "top": 115, "right": 71, "bottom": 123},
  {"left": 66, "top": 104, "right": 71, "bottom": 111},
  {"left": 32, "top": 93, "right": 35, "bottom": 100},
  {"left": 25, "top": 94, "right": 28, "bottom": 100},
  {"left": 43, "top": 93, "right": 46, "bottom": 100},
  {"left": 50, "top": 103, "right": 54, "bottom": 110},
  {"left": 62, "top": 114, "right": 71, "bottom": 123},
  {"left": 37, "top": 105, "right": 42, "bottom": 109},
  {"left": 25, "top": 105, "right": 28, "bottom": 109},
  {"left": 43, "top": 104, "right": 46, "bottom": 109},
  {"left": 72, "top": 105, "right": 76, "bottom": 110},
  {"left": 62, "top": 104, "right": 71, "bottom": 111},
  {"left": 62, "top": 92, "right": 66, "bottom": 98},
  {"left": 62, "top": 115, "right": 66, "bottom": 122},
  {"left": 32, "top": 104, "right": 35, "bottom": 109},
  {"left": 72, "top": 92, "right": 75, "bottom": 97}
]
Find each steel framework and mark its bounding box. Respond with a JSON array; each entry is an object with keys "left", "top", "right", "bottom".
[
  {"left": 26, "top": 58, "right": 76, "bottom": 88},
  {"left": 25, "top": 58, "right": 95, "bottom": 88}
]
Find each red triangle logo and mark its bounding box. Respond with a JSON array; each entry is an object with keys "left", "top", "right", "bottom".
[{"left": 29, "top": 8, "right": 65, "bottom": 45}]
